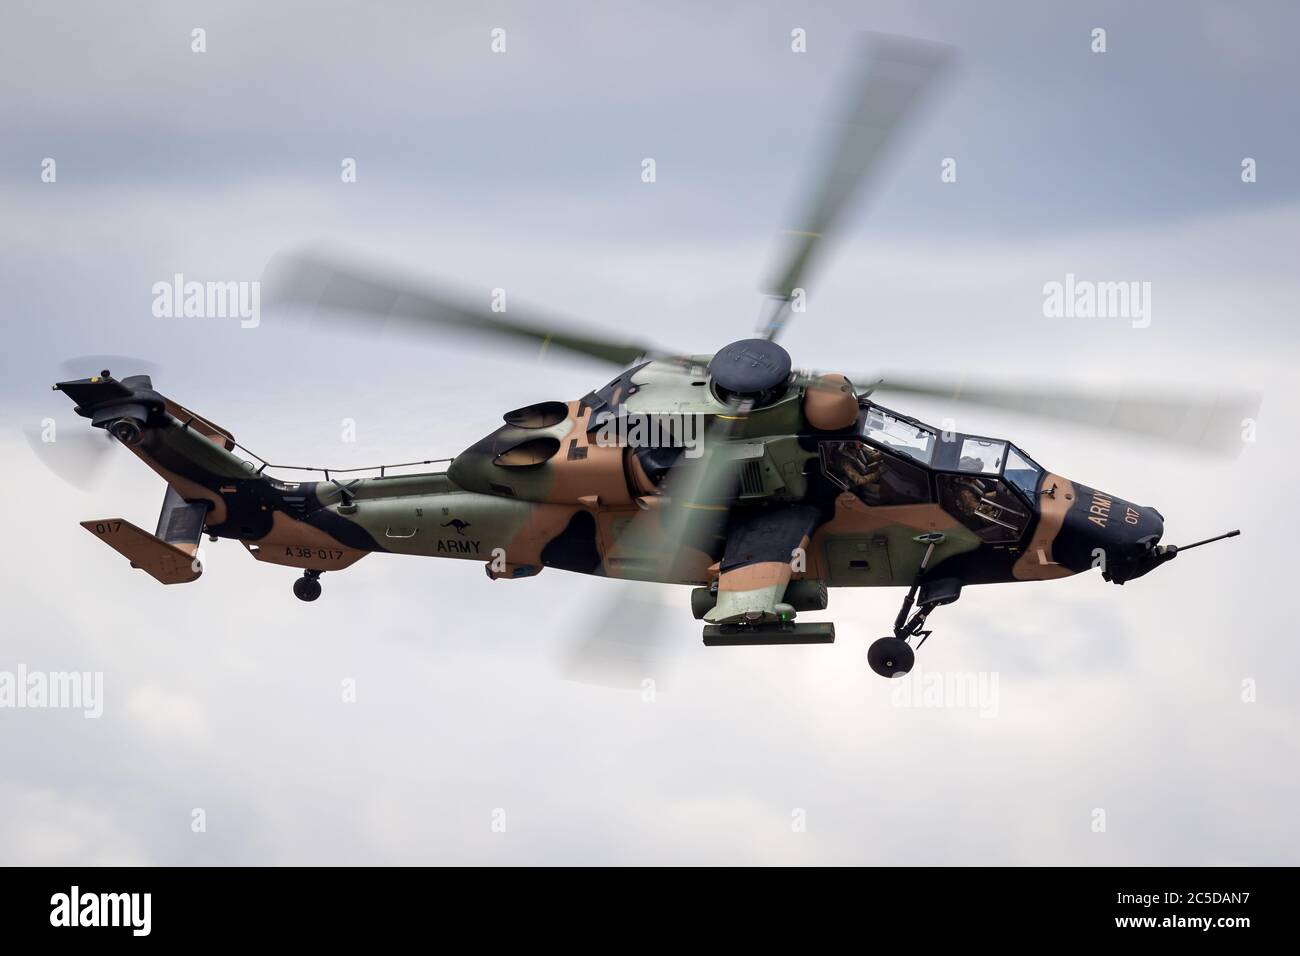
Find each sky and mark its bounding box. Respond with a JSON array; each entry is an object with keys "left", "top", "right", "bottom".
[{"left": 1, "top": 0, "right": 1298, "bottom": 865}]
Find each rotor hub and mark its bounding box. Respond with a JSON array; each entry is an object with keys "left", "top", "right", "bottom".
[{"left": 707, "top": 338, "right": 792, "bottom": 404}]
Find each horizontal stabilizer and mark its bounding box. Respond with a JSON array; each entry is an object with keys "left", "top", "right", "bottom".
[{"left": 80, "top": 518, "right": 202, "bottom": 585}]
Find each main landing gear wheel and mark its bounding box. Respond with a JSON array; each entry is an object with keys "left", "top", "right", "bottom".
[
  {"left": 868, "top": 637, "right": 914, "bottom": 678},
  {"left": 293, "top": 570, "right": 322, "bottom": 602}
]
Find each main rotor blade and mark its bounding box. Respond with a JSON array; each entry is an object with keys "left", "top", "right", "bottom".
[
  {"left": 760, "top": 33, "right": 955, "bottom": 339},
  {"left": 866, "top": 375, "right": 1262, "bottom": 457},
  {"left": 653, "top": 397, "right": 754, "bottom": 557},
  {"left": 602, "top": 396, "right": 753, "bottom": 586},
  {"left": 558, "top": 585, "right": 674, "bottom": 689},
  {"left": 560, "top": 403, "right": 753, "bottom": 689},
  {"left": 263, "top": 249, "right": 659, "bottom": 367}
]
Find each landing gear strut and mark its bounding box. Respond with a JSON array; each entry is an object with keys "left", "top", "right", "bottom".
[
  {"left": 293, "top": 569, "right": 323, "bottom": 602},
  {"left": 868, "top": 533, "right": 960, "bottom": 679}
]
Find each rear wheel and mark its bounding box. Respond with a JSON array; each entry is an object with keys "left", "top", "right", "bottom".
[
  {"left": 868, "top": 637, "right": 913, "bottom": 678},
  {"left": 293, "top": 575, "right": 322, "bottom": 602}
]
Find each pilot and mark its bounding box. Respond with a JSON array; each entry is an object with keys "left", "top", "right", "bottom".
[
  {"left": 952, "top": 476, "right": 987, "bottom": 518},
  {"left": 832, "top": 443, "right": 883, "bottom": 501}
]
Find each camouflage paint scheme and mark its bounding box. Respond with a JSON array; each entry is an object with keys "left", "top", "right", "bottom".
[
  {"left": 52, "top": 34, "right": 1202, "bottom": 637},
  {"left": 58, "top": 358, "right": 1167, "bottom": 623}
]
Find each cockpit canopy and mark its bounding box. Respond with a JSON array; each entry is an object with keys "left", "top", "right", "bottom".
[{"left": 821, "top": 403, "right": 1045, "bottom": 545}]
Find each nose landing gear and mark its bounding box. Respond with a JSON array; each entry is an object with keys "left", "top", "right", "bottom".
[
  {"left": 868, "top": 533, "right": 961, "bottom": 679},
  {"left": 293, "top": 569, "right": 323, "bottom": 602}
]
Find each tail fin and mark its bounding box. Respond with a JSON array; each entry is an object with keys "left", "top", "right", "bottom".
[
  {"left": 54, "top": 372, "right": 236, "bottom": 450},
  {"left": 56, "top": 371, "right": 372, "bottom": 581},
  {"left": 58, "top": 372, "right": 224, "bottom": 584},
  {"left": 163, "top": 398, "right": 235, "bottom": 450}
]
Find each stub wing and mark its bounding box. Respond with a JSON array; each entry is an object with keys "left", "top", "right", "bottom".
[{"left": 705, "top": 505, "right": 821, "bottom": 624}]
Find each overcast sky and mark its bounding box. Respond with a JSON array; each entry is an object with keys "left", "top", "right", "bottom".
[{"left": 2, "top": 0, "right": 1298, "bottom": 864}]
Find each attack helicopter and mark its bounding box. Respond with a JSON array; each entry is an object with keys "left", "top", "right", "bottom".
[{"left": 45, "top": 35, "right": 1251, "bottom": 678}]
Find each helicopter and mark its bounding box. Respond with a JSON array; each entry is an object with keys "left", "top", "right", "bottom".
[{"left": 46, "top": 35, "right": 1251, "bottom": 678}]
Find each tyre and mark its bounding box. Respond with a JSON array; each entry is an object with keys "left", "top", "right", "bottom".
[
  {"left": 293, "top": 576, "right": 322, "bottom": 602},
  {"left": 867, "top": 636, "right": 914, "bottom": 678}
]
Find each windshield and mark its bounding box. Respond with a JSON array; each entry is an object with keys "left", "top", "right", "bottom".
[
  {"left": 1003, "top": 445, "right": 1043, "bottom": 498},
  {"left": 863, "top": 406, "right": 936, "bottom": 465},
  {"left": 956, "top": 437, "right": 1005, "bottom": 474}
]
